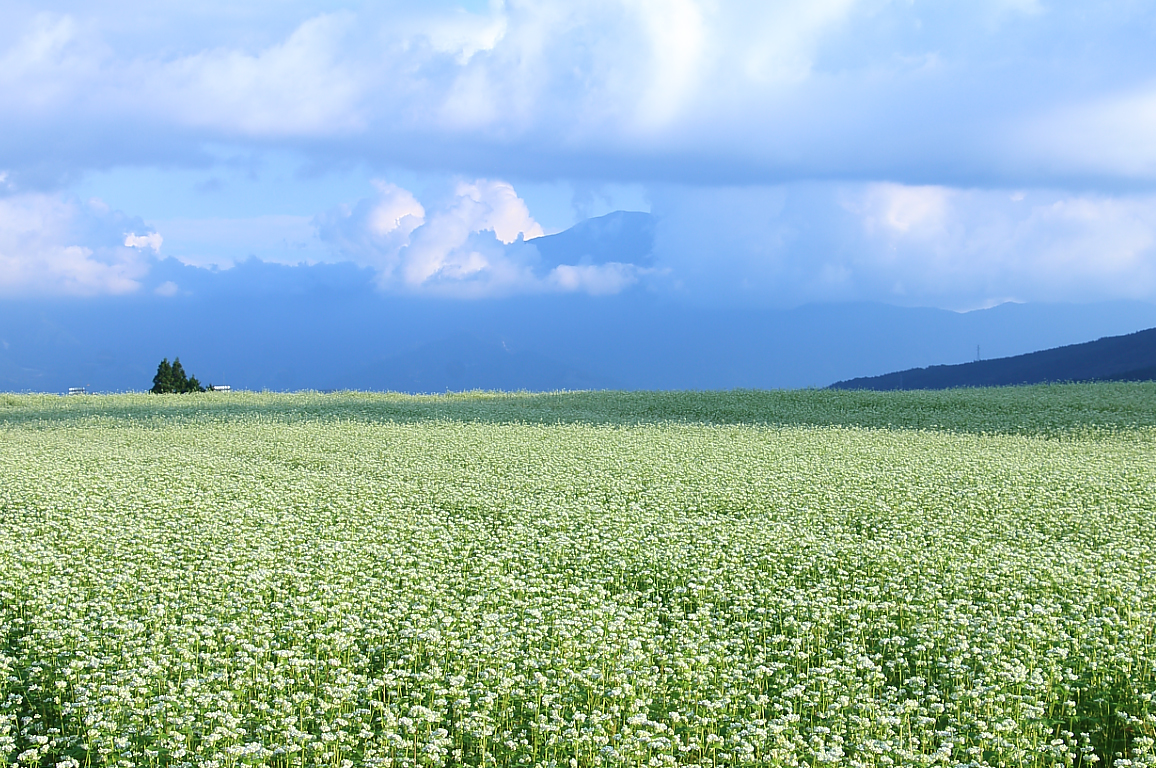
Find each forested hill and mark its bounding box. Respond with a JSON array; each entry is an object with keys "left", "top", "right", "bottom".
[{"left": 830, "top": 326, "right": 1156, "bottom": 390}]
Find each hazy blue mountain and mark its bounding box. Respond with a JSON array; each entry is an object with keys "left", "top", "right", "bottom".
[
  {"left": 336, "top": 334, "right": 618, "bottom": 393},
  {"left": 6, "top": 287, "right": 1156, "bottom": 394},
  {"left": 5, "top": 213, "right": 1156, "bottom": 394},
  {"left": 830, "top": 326, "right": 1156, "bottom": 390}
]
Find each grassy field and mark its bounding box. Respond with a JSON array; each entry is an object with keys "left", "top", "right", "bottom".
[{"left": 2, "top": 385, "right": 1155, "bottom": 767}]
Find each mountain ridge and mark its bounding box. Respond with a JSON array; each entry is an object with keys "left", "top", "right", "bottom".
[
  {"left": 5, "top": 211, "right": 1156, "bottom": 393},
  {"left": 830, "top": 326, "right": 1156, "bottom": 390}
]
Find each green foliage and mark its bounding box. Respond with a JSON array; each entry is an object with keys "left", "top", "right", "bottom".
[
  {"left": 150, "top": 356, "right": 205, "bottom": 394},
  {"left": 4, "top": 382, "right": 1156, "bottom": 435},
  {"left": 1, "top": 387, "right": 1155, "bottom": 767}
]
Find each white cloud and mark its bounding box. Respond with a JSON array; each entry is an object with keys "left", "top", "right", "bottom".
[
  {"left": 4, "top": 2, "right": 1156, "bottom": 186},
  {"left": 0, "top": 194, "right": 153, "bottom": 296},
  {"left": 365, "top": 182, "right": 426, "bottom": 239},
  {"left": 150, "top": 13, "right": 365, "bottom": 137},
  {"left": 0, "top": 14, "right": 98, "bottom": 113},
  {"left": 392, "top": 179, "right": 543, "bottom": 288},
  {"left": 314, "top": 183, "right": 425, "bottom": 272},
  {"left": 846, "top": 186, "right": 1156, "bottom": 304},
  {"left": 547, "top": 262, "right": 641, "bottom": 294},
  {"left": 318, "top": 178, "right": 653, "bottom": 297},
  {"left": 0, "top": 11, "right": 363, "bottom": 141},
  {"left": 650, "top": 182, "right": 1156, "bottom": 308},
  {"left": 459, "top": 179, "right": 544, "bottom": 244},
  {"left": 124, "top": 232, "right": 162, "bottom": 251},
  {"left": 154, "top": 280, "right": 179, "bottom": 296},
  {"left": 715, "top": 0, "right": 858, "bottom": 85},
  {"left": 625, "top": 0, "right": 705, "bottom": 132},
  {"left": 1019, "top": 83, "right": 1156, "bottom": 180},
  {"left": 0, "top": 3, "right": 875, "bottom": 173},
  {"left": 856, "top": 183, "right": 952, "bottom": 236},
  {"left": 394, "top": 4, "right": 509, "bottom": 66}
]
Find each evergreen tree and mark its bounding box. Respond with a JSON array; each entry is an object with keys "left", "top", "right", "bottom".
[
  {"left": 151, "top": 358, "right": 174, "bottom": 394},
  {"left": 171, "top": 358, "right": 187, "bottom": 389},
  {"left": 151, "top": 357, "right": 206, "bottom": 393}
]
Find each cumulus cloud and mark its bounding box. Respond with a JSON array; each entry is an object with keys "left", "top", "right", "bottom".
[
  {"left": 317, "top": 178, "right": 645, "bottom": 297},
  {"left": 397, "top": 180, "right": 543, "bottom": 288},
  {"left": 8, "top": 174, "right": 1153, "bottom": 307},
  {"left": 125, "top": 232, "right": 162, "bottom": 251},
  {"left": 315, "top": 182, "right": 426, "bottom": 272},
  {"left": 650, "top": 183, "right": 1156, "bottom": 309},
  {"left": 309, "top": 176, "right": 1156, "bottom": 305},
  {"left": 0, "top": 194, "right": 155, "bottom": 296}
]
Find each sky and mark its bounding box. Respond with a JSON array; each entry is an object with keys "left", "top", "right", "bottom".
[{"left": 3, "top": 0, "right": 1156, "bottom": 310}]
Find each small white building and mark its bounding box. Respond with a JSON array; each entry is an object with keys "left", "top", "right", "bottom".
[
  {"left": 209, "top": 385, "right": 231, "bottom": 392},
  {"left": 67, "top": 387, "right": 86, "bottom": 396}
]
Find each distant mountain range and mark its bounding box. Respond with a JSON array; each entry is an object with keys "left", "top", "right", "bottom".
[
  {"left": 831, "top": 326, "right": 1156, "bottom": 390},
  {"left": 5, "top": 210, "right": 1156, "bottom": 393},
  {"left": 341, "top": 334, "right": 619, "bottom": 393}
]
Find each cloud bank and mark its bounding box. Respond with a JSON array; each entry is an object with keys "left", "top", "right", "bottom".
[
  {"left": 0, "top": 192, "right": 155, "bottom": 296},
  {"left": 311, "top": 177, "right": 1156, "bottom": 306},
  {"left": 5, "top": 176, "right": 1156, "bottom": 308},
  {"left": 651, "top": 183, "right": 1156, "bottom": 308},
  {"left": 3, "top": 2, "right": 1156, "bottom": 188},
  {"left": 2, "top": 1, "right": 1156, "bottom": 308},
  {"left": 316, "top": 178, "right": 641, "bottom": 297}
]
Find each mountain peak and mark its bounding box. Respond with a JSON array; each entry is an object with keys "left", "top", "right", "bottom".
[{"left": 529, "top": 211, "right": 655, "bottom": 269}]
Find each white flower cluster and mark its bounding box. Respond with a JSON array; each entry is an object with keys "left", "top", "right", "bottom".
[{"left": 1, "top": 389, "right": 1154, "bottom": 767}]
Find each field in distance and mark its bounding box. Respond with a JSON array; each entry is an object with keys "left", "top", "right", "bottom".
[{"left": 2, "top": 385, "right": 1155, "bottom": 767}]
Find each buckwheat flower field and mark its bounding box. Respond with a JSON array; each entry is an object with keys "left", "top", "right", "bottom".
[{"left": 2, "top": 386, "right": 1155, "bottom": 768}]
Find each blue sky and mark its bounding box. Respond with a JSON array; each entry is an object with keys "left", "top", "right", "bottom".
[{"left": 3, "top": 0, "right": 1156, "bottom": 309}]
